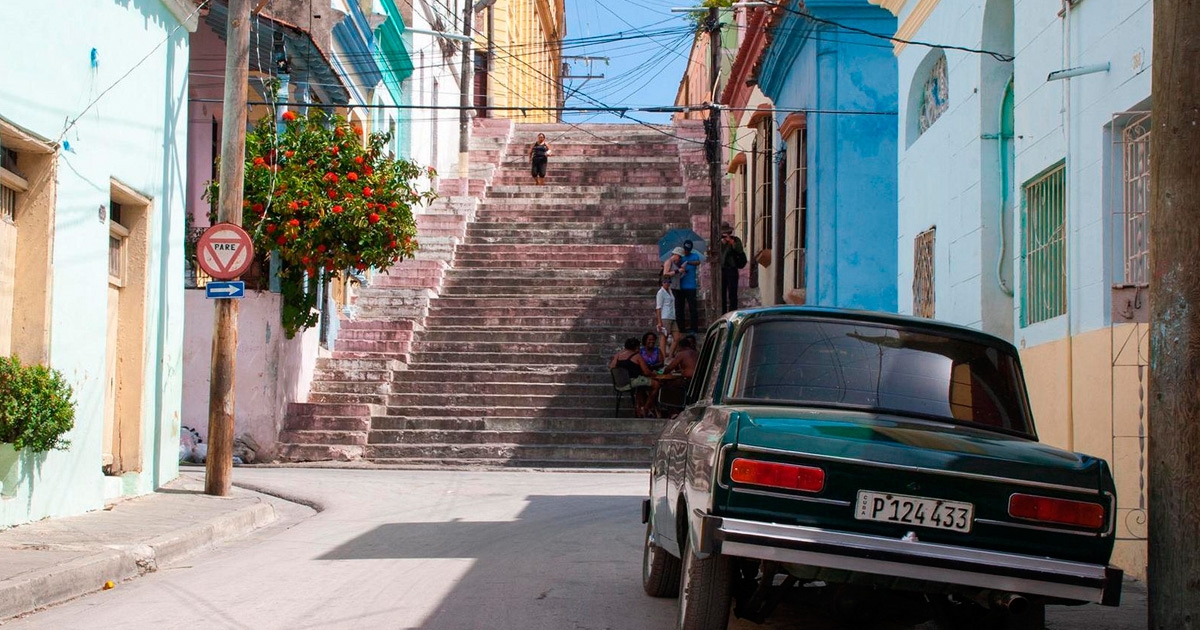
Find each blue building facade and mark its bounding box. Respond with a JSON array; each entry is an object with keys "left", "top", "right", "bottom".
[{"left": 754, "top": 0, "right": 898, "bottom": 312}]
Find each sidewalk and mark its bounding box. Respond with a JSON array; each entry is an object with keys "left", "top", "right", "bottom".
[{"left": 0, "top": 475, "right": 290, "bottom": 622}]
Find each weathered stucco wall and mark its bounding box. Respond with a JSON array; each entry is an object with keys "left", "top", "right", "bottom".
[
  {"left": 182, "top": 291, "right": 319, "bottom": 461},
  {"left": 1019, "top": 324, "right": 1149, "bottom": 579}
]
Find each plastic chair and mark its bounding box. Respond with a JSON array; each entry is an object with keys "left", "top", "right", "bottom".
[{"left": 610, "top": 367, "right": 640, "bottom": 417}]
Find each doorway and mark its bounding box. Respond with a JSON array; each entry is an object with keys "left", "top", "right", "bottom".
[{"left": 103, "top": 180, "right": 151, "bottom": 475}]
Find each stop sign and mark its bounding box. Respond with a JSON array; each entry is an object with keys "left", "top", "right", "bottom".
[{"left": 196, "top": 223, "right": 255, "bottom": 280}]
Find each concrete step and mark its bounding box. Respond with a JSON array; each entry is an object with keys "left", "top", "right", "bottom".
[
  {"left": 405, "top": 351, "right": 612, "bottom": 367},
  {"left": 283, "top": 414, "right": 372, "bottom": 432},
  {"left": 363, "top": 443, "right": 653, "bottom": 464},
  {"left": 368, "top": 429, "right": 655, "bottom": 446},
  {"left": 395, "top": 367, "right": 611, "bottom": 384},
  {"left": 371, "top": 416, "right": 661, "bottom": 432},
  {"left": 277, "top": 443, "right": 365, "bottom": 462},
  {"left": 390, "top": 380, "right": 610, "bottom": 396},
  {"left": 415, "top": 329, "right": 629, "bottom": 344},
  {"left": 278, "top": 429, "right": 369, "bottom": 445},
  {"left": 421, "top": 315, "right": 661, "bottom": 329}
]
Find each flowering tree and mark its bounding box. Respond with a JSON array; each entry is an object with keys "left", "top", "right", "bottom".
[{"left": 206, "top": 109, "right": 436, "bottom": 336}]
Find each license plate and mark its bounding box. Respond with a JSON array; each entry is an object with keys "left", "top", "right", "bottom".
[{"left": 854, "top": 491, "right": 974, "bottom": 533}]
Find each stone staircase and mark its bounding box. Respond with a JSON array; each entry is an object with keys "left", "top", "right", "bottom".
[{"left": 277, "top": 121, "right": 711, "bottom": 466}]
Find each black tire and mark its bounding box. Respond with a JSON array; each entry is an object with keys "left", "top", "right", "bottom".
[
  {"left": 643, "top": 521, "right": 682, "bottom": 597},
  {"left": 677, "top": 534, "right": 734, "bottom": 630}
]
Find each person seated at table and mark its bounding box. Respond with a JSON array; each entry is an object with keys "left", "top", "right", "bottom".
[
  {"left": 639, "top": 331, "right": 664, "bottom": 371},
  {"left": 661, "top": 335, "right": 699, "bottom": 380},
  {"left": 609, "top": 337, "right": 659, "bottom": 417}
]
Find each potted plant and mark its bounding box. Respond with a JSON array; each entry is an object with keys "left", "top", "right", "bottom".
[{"left": 0, "top": 356, "right": 76, "bottom": 495}]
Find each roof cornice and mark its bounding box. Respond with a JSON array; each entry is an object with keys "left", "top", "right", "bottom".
[{"left": 866, "top": 0, "right": 905, "bottom": 16}]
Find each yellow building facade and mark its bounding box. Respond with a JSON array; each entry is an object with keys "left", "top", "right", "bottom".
[{"left": 475, "top": 0, "right": 564, "bottom": 123}]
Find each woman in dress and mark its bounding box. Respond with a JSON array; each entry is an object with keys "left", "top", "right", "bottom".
[{"left": 529, "top": 133, "right": 551, "bottom": 185}]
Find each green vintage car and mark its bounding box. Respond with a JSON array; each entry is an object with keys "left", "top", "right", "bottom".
[{"left": 641, "top": 307, "right": 1122, "bottom": 630}]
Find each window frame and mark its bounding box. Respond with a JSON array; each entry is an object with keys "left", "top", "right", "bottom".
[
  {"left": 1021, "top": 161, "right": 1068, "bottom": 327},
  {"left": 913, "top": 226, "right": 936, "bottom": 318}
]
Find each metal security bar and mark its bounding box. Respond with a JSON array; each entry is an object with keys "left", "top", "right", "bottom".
[
  {"left": 0, "top": 184, "right": 14, "bottom": 222},
  {"left": 913, "top": 227, "right": 935, "bottom": 318},
  {"left": 785, "top": 128, "right": 807, "bottom": 290},
  {"left": 1022, "top": 163, "right": 1067, "bottom": 325},
  {"left": 1122, "top": 113, "right": 1151, "bottom": 287}
]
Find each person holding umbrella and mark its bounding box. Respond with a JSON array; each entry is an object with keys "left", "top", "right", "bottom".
[{"left": 676, "top": 240, "right": 703, "bottom": 333}]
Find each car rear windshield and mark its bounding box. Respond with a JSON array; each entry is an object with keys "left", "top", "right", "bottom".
[{"left": 729, "top": 319, "right": 1035, "bottom": 435}]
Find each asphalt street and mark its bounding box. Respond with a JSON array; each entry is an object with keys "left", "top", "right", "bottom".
[{"left": 1, "top": 468, "right": 1146, "bottom": 630}]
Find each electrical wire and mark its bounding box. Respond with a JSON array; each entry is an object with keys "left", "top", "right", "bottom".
[
  {"left": 58, "top": 0, "right": 212, "bottom": 144},
  {"left": 761, "top": 0, "right": 1015, "bottom": 62}
]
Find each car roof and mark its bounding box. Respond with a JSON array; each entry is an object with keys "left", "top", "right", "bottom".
[{"left": 722, "top": 306, "right": 1020, "bottom": 355}]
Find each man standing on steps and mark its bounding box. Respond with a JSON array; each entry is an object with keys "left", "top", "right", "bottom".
[
  {"left": 677, "top": 240, "right": 703, "bottom": 334},
  {"left": 717, "top": 222, "right": 746, "bottom": 314}
]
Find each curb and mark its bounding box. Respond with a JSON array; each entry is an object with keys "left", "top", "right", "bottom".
[{"left": 0, "top": 500, "right": 276, "bottom": 622}]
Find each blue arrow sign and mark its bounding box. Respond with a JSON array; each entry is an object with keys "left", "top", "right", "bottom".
[{"left": 205, "top": 281, "right": 245, "bottom": 300}]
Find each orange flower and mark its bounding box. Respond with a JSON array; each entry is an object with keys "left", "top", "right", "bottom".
[
  {"left": 347, "top": 172, "right": 358, "bottom": 182},
  {"left": 281, "top": 110, "right": 297, "bottom": 122}
]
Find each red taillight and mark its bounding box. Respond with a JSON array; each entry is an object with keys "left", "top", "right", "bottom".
[
  {"left": 730, "top": 458, "right": 825, "bottom": 493},
  {"left": 1008, "top": 493, "right": 1106, "bottom": 529}
]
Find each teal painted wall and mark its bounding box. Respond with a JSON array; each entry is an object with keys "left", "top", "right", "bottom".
[{"left": 0, "top": 0, "right": 189, "bottom": 527}]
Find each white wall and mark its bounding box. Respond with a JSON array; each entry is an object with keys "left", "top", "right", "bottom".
[
  {"left": 895, "top": 0, "right": 1014, "bottom": 340},
  {"left": 406, "top": 0, "right": 466, "bottom": 177},
  {"left": 1010, "top": 0, "right": 1151, "bottom": 349}
]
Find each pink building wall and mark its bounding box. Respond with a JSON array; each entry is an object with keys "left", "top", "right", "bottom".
[{"left": 182, "top": 291, "right": 319, "bottom": 461}]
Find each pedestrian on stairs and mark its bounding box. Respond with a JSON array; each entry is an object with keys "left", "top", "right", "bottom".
[
  {"left": 717, "top": 222, "right": 746, "bottom": 314},
  {"left": 676, "top": 240, "right": 703, "bottom": 333},
  {"left": 529, "top": 133, "right": 551, "bottom": 185},
  {"left": 655, "top": 275, "right": 679, "bottom": 360}
]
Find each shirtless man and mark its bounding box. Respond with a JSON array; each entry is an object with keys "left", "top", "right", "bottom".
[{"left": 662, "top": 335, "right": 700, "bottom": 379}]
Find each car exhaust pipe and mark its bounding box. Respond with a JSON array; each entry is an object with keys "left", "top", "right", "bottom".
[{"left": 970, "top": 591, "right": 1029, "bottom": 615}]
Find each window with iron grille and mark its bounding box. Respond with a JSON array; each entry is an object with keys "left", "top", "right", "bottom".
[
  {"left": 913, "top": 227, "right": 935, "bottom": 318},
  {"left": 785, "top": 128, "right": 807, "bottom": 290},
  {"left": 1022, "top": 162, "right": 1067, "bottom": 326},
  {"left": 0, "top": 184, "right": 14, "bottom": 223},
  {"left": 1121, "top": 113, "right": 1150, "bottom": 287},
  {"left": 755, "top": 122, "right": 774, "bottom": 253},
  {"left": 733, "top": 165, "right": 747, "bottom": 244}
]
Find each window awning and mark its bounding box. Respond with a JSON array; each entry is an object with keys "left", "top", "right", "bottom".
[{"left": 204, "top": 2, "right": 350, "bottom": 106}]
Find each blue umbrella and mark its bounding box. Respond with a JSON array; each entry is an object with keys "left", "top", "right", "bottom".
[{"left": 658, "top": 228, "right": 707, "bottom": 262}]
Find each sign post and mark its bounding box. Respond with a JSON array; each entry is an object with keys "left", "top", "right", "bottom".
[{"left": 206, "top": 0, "right": 252, "bottom": 498}]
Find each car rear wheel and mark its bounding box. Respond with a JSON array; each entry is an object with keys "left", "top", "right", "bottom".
[
  {"left": 677, "top": 535, "right": 733, "bottom": 630},
  {"left": 643, "top": 521, "right": 681, "bottom": 597}
]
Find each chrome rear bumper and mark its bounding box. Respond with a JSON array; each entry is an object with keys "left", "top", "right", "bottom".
[{"left": 704, "top": 516, "right": 1122, "bottom": 606}]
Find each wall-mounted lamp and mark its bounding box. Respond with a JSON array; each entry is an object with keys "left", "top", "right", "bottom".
[{"left": 1047, "top": 62, "right": 1110, "bottom": 81}]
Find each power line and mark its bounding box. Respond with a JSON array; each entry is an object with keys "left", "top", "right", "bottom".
[
  {"left": 761, "top": 0, "right": 1014, "bottom": 62},
  {"left": 58, "top": 0, "right": 212, "bottom": 144}
]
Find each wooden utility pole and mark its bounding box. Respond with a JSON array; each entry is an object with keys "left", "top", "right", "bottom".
[
  {"left": 458, "top": 0, "right": 474, "bottom": 177},
  {"left": 1148, "top": 0, "right": 1200, "bottom": 626},
  {"left": 705, "top": 5, "right": 723, "bottom": 318},
  {"left": 206, "top": 0, "right": 251, "bottom": 497}
]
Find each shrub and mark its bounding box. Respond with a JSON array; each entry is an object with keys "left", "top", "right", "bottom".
[
  {"left": 0, "top": 356, "right": 76, "bottom": 452},
  {"left": 204, "top": 107, "right": 436, "bottom": 336}
]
